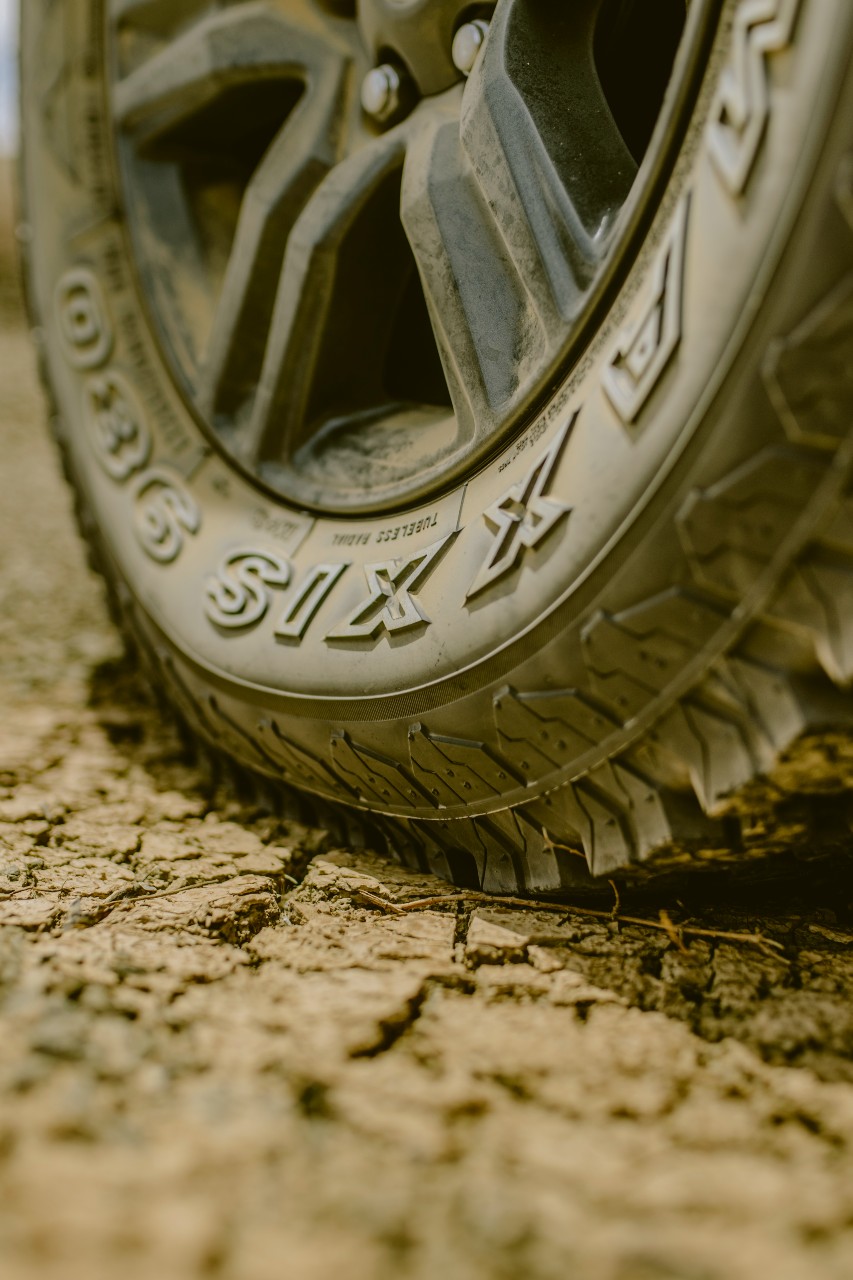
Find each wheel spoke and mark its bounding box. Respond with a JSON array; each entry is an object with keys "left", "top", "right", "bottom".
[
  {"left": 461, "top": 0, "right": 636, "bottom": 322},
  {"left": 196, "top": 28, "right": 356, "bottom": 417},
  {"left": 401, "top": 102, "right": 544, "bottom": 443},
  {"left": 113, "top": 2, "right": 342, "bottom": 143},
  {"left": 400, "top": 0, "right": 638, "bottom": 441},
  {"left": 245, "top": 122, "right": 415, "bottom": 465}
]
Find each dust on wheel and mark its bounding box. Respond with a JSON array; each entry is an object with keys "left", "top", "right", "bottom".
[{"left": 20, "top": 0, "right": 853, "bottom": 893}]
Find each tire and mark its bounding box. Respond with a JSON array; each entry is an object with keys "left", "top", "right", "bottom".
[{"left": 19, "top": 0, "right": 853, "bottom": 893}]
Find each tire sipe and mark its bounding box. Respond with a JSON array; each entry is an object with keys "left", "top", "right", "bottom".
[{"left": 20, "top": 0, "right": 853, "bottom": 892}]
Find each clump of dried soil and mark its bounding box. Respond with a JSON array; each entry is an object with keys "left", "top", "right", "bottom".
[{"left": 4, "top": 159, "right": 853, "bottom": 1280}]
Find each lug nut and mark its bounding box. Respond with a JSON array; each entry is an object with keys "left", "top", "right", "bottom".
[
  {"left": 361, "top": 63, "right": 405, "bottom": 125},
  {"left": 452, "top": 19, "right": 490, "bottom": 77}
]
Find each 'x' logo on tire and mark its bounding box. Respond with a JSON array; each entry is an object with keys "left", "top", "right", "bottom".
[{"left": 327, "top": 534, "right": 455, "bottom": 640}]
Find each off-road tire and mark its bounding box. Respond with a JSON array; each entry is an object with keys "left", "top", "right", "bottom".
[{"left": 20, "top": 0, "right": 853, "bottom": 892}]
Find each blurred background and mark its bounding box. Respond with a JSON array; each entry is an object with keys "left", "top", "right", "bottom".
[{"left": 0, "top": 0, "right": 17, "bottom": 155}]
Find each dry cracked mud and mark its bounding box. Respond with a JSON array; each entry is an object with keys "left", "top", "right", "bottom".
[{"left": 5, "top": 160, "right": 853, "bottom": 1280}]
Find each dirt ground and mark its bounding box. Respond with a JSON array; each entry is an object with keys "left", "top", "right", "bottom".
[{"left": 5, "top": 162, "right": 853, "bottom": 1280}]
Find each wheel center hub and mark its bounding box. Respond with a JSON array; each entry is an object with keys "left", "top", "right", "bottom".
[{"left": 357, "top": 0, "right": 474, "bottom": 95}]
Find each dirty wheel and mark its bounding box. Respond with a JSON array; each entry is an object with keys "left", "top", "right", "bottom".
[{"left": 20, "top": 0, "right": 853, "bottom": 891}]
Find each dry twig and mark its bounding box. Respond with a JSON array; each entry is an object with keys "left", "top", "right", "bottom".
[
  {"left": 355, "top": 887, "right": 786, "bottom": 957},
  {"left": 353, "top": 888, "right": 407, "bottom": 914},
  {"left": 608, "top": 880, "right": 622, "bottom": 919}
]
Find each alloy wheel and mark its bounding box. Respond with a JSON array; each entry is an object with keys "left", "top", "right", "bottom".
[{"left": 110, "top": 0, "right": 716, "bottom": 512}]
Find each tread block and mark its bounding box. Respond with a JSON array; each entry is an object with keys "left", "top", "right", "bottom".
[
  {"left": 372, "top": 816, "right": 430, "bottom": 872},
  {"left": 609, "top": 761, "right": 679, "bottom": 855},
  {"left": 523, "top": 794, "right": 585, "bottom": 850},
  {"left": 650, "top": 698, "right": 757, "bottom": 814},
  {"left": 678, "top": 446, "right": 825, "bottom": 595},
  {"left": 571, "top": 761, "right": 698, "bottom": 875},
  {"left": 413, "top": 824, "right": 479, "bottom": 889},
  {"left": 525, "top": 763, "right": 688, "bottom": 878},
  {"left": 419, "top": 818, "right": 493, "bottom": 890},
  {"left": 482, "top": 808, "right": 595, "bottom": 894},
  {"left": 569, "top": 775, "right": 632, "bottom": 876},
  {"left": 727, "top": 655, "right": 808, "bottom": 750},
  {"left": 330, "top": 732, "right": 435, "bottom": 809},
  {"left": 571, "top": 768, "right": 630, "bottom": 870},
  {"left": 771, "top": 557, "right": 853, "bottom": 685},
  {"left": 413, "top": 810, "right": 597, "bottom": 895},
  {"left": 407, "top": 725, "right": 522, "bottom": 806},
  {"left": 522, "top": 797, "right": 600, "bottom": 888},
  {"left": 582, "top": 590, "right": 725, "bottom": 718},
  {"left": 477, "top": 817, "right": 529, "bottom": 895},
  {"left": 493, "top": 686, "right": 622, "bottom": 773},
  {"left": 763, "top": 273, "right": 853, "bottom": 448},
  {"left": 258, "top": 719, "right": 356, "bottom": 799}
]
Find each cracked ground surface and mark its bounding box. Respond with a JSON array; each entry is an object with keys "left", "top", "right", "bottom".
[{"left": 5, "top": 162, "right": 853, "bottom": 1280}]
